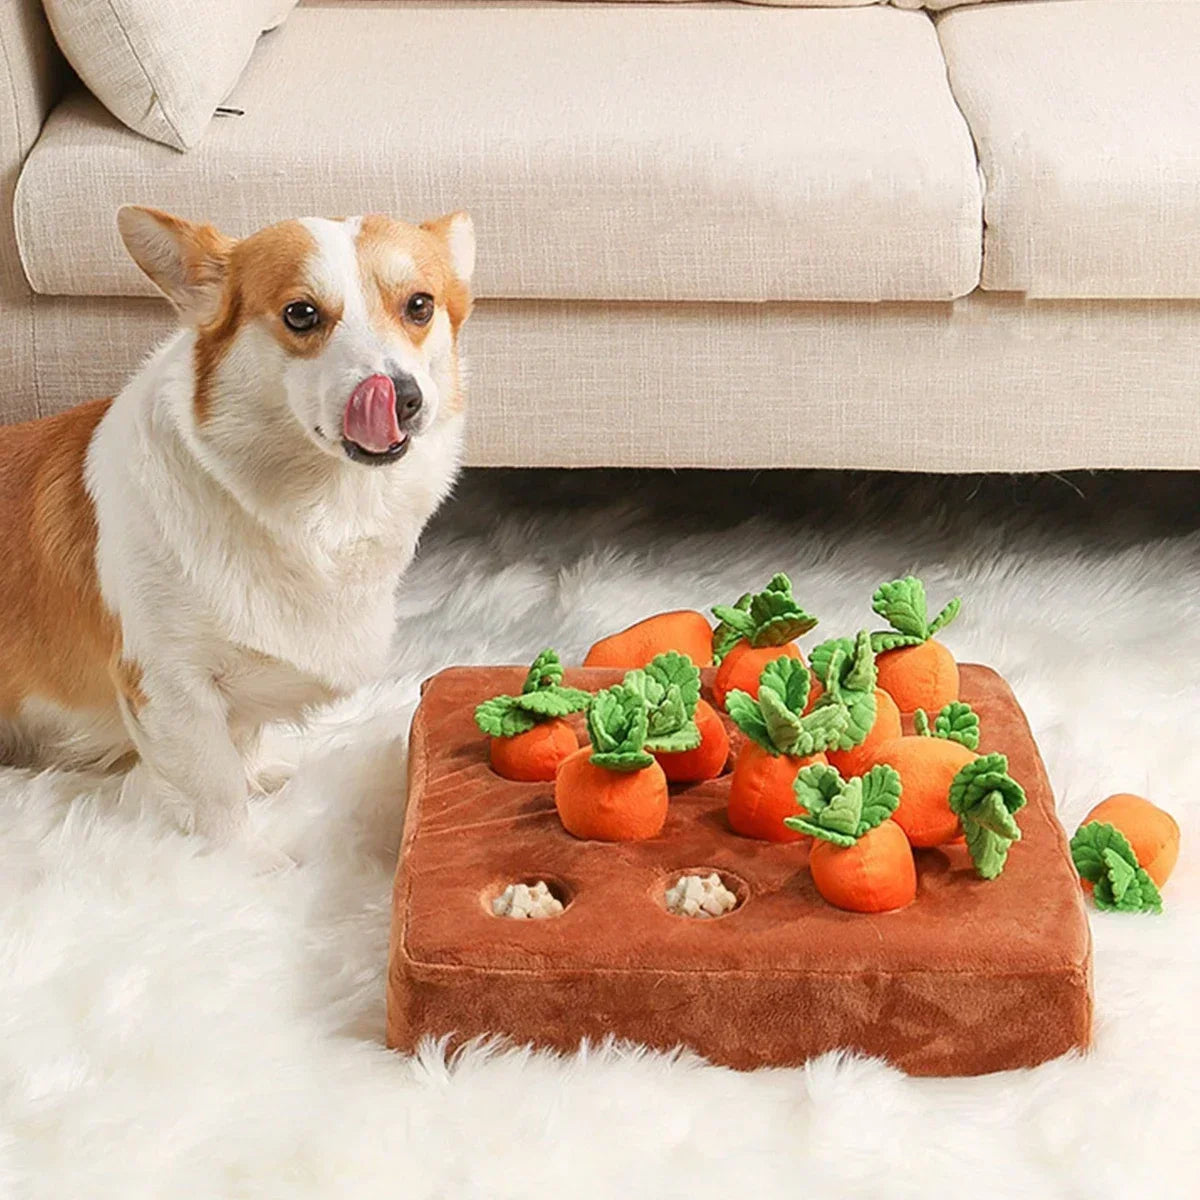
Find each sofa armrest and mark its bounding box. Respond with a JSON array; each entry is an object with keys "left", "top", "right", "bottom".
[{"left": 1, "top": 0, "right": 65, "bottom": 302}]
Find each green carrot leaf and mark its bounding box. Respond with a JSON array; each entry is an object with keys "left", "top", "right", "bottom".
[
  {"left": 1070, "top": 821, "right": 1136, "bottom": 883},
  {"left": 711, "top": 594, "right": 755, "bottom": 662},
  {"left": 858, "top": 764, "right": 902, "bottom": 832},
  {"left": 515, "top": 687, "right": 591, "bottom": 718},
  {"left": 522, "top": 648, "right": 565, "bottom": 693},
  {"left": 1070, "top": 821, "right": 1163, "bottom": 914},
  {"left": 871, "top": 577, "right": 929, "bottom": 639},
  {"left": 869, "top": 631, "right": 927, "bottom": 653},
  {"left": 724, "top": 690, "right": 774, "bottom": 753},
  {"left": 758, "top": 686, "right": 806, "bottom": 755},
  {"left": 788, "top": 702, "right": 850, "bottom": 758},
  {"left": 792, "top": 761, "right": 844, "bottom": 817},
  {"left": 1097, "top": 851, "right": 1163, "bottom": 914},
  {"left": 785, "top": 762, "right": 898, "bottom": 845},
  {"left": 643, "top": 685, "right": 702, "bottom": 754},
  {"left": 474, "top": 695, "right": 538, "bottom": 739},
  {"left": 627, "top": 655, "right": 702, "bottom": 754},
  {"left": 842, "top": 630, "right": 877, "bottom": 695},
  {"left": 948, "top": 753, "right": 1027, "bottom": 879},
  {"left": 643, "top": 652, "right": 701, "bottom": 717},
  {"left": 913, "top": 709, "right": 932, "bottom": 737},
  {"left": 786, "top": 763, "right": 856, "bottom": 845},
  {"left": 813, "top": 632, "right": 877, "bottom": 751},
  {"left": 477, "top": 649, "right": 590, "bottom": 735},
  {"left": 808, "top": 637, "right": 853, "bottom": 688},
  {"left": 933, "top": 701, "right": 980, "bottom": 750},
  {"left": 758, "top": 654, "right": 811, "bottom": 715},
  {"left": 587, "top": 684, "right": 654, "bottom": 772},
  {"left": 927, "top": 596, "right": 962, "bottom": 638},
  {"left": 821, "top": 779, "right": 864, "bottom": 837}
]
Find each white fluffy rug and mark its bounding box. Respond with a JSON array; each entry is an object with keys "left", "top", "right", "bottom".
[{"left": 2, "top": 469, "right": 1197, "bottom": 1198}]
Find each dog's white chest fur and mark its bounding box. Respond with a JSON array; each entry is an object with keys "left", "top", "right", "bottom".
[{"left": 88, "top": 334, "right": 462, "bottom": 717}]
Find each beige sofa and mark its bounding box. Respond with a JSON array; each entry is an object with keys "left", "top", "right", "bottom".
[{"left": 3, "top": 0, "right": 1200, "bottom": 471}]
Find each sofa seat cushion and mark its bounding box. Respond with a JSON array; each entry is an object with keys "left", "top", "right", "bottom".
[
  {"left": 15, "top": 3, "right": 982, "bottom": 303},
  {"left": 939, "top": 1, "right": 1200, "bottom": 298}
]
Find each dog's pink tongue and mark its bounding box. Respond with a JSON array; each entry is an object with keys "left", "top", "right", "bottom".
[{"left": 343, "top": 374, "right": 401, "bottom": 453}]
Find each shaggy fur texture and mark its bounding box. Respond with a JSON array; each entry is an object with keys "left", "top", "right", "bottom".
[{"left": 1, "top": 469, "right": 1196, "bottom": 1198}]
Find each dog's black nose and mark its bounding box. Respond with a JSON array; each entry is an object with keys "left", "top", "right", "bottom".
[{"left": 392, "top": 373, "right": 423, "bottom": 426}]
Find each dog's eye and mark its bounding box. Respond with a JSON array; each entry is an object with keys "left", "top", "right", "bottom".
[
  {"left": 282, "top": 301, "right": 320, "bottom": 333},
  {"left": 404, "top": 293, "right": 435, "bottom": 326}
]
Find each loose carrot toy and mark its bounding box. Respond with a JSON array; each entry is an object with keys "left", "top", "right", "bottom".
[
  {"left": 623, "top": 651, "right": 729, "bottom": 782},
  {"left": 711, "top": 574, "right": 819, "bottom": 709},
  {"left": 868, "top": 703, "right": 980, "bottom": 845},
  {"left": 555, "top": 682, "right": 669, "bottom": 841},
  {"left": 584, "top": 610, "right": 714, "bottom": 669},
  {"left": 809, "top": 631, "right": 901, "bottom": 779},
  {"left": 785, "top": 763, "right": 915, "bottom": 913},
  {"left": 724, "top": 655, "right": 847, "bottom": 842},
  {"left": 871, "top": 702, "right": 1026, "bottom": 879},
  {"left": 1076, "top": 794, "right": 1179, "bottom": 889},
  {"left": 1070, "top": 817, "right": 1165, "bottom": 914},
  {"left": 869, "top": 576, "right": 961, "bottom": 712},
  {"left": 1069, "top": 794, "right": 1179, "bottom": 913},
  {"left": 474, "top": 649, "right": 592, "bottom": 781}
]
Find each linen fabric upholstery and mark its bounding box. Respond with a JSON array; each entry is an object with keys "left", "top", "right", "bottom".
[
  {"left": 939, "top": 1, "right": 1200, "bottom": 297},
  {"left": 14, "top": 4, "right": 982, "bottom": 302},
  {"left": 14, "top": 291, "right": 1200, "bottom": 471}
]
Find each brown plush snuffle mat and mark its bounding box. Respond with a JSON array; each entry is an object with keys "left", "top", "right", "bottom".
[{"left": 387, "top": 665, "right": 1092, "bottom": 1076}]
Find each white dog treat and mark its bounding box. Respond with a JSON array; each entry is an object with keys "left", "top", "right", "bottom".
[
  {"left": 664, "top": 872, "right": 738, "bottom": 919},
  {"left": 492, "top": 881, "right": 564, "bottom": 920}
]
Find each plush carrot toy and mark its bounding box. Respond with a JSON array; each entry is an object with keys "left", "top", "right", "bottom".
[
  {"left": 555, "top": 682, "right": 669, "bottom": 841},
  {"left": 474, "top": 648, "right": 592, "bottom": 781},
  {"left": 869, "top": 576, "right": 961, "bottom": 712},
  {"left": 868, "top": 703, "right": 980, "bottom": 846},
  {"left": 1076, "top": 794, "right": 1179, "bottom": 889},
  {"left": 724, "top": 655, "right": 847, "bottom": 842},
  {"left": 1069, "top": 822, "right": 1163, "bottom": 914},
  {"left": 1070, "top": 794, "right": 1179, "bottom": 913},
  {"left": 624, "top": 652, "right": 729, "bottom": 782},
  {"left": 584, "top": 610, "right": 714, "bottom": 669},
  {"left": 871, "top": 702, "right": 1026, "bottom": 879},
  {"left": 785, "top": 763, "right": 915, "bottom": 913},
  {"left": 809, "top": 631, "right": 901, "bottom": 779},
  {"left": 711, "top": 573, "right": 819, "bottom": 709}
]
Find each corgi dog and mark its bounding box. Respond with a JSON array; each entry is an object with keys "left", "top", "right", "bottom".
[{"left": 0, "top": 206, "right": 474, "bottom": 857}]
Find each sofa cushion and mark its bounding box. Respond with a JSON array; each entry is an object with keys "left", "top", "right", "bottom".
[
  {"left": 42, "top": 0, "right": 296, "bottom": 151},
  {"left": 939, "top": 1, "right": 1200, "bottom": 298},
  {"left": 15, "top": 4, "right": 982, "bottom": 303}
]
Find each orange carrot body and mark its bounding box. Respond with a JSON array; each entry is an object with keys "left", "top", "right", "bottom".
[
  {"left": 714, "top": 641, "right": 812, "bottom": 710},
  {"left": 809, "top": 819, "right": 916, "bottom": 913},
  {"left": 489, "top": 719, "right": 579, "bottom": 782},
  {"left": 874, "top": 639, "right": 958, "bottom": 712},
  {"left": 1082, "top": 793, "right": 1180, "bottom": 888},
  {"left": 584, "top": 611, "right": 713, "bottom": 669},
  {"left": 825, "top": 688, "right": 902, "bottom": 779},
  {"left": 727, "top": 739, "right": 826, "bottom": 842},
  {"left": 654, "top": 699, "right": 730, "bottom": 783},
  {"left": 868, "top": 735, "right": 975, "bottom": 847},
  {"left": 554, "top": 748, "right": 669, "bottom": 841}
]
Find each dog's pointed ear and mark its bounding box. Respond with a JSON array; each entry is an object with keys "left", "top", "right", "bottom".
[
  {"left": 117, "top": 206, "right": 235, "bottom": 324},
  {"left": 421, "top": 211, "right": 475, "bottom": 284}
]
